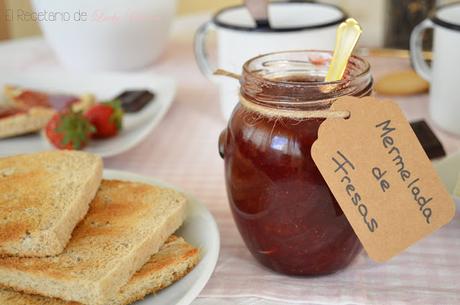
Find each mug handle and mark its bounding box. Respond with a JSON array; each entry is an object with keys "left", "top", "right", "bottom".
[
  {"left": 410, "top": 19, "right": 433, "bottom": 82},
  {"left": 194, "top": 21, "right": 217, "bottom": 80}
]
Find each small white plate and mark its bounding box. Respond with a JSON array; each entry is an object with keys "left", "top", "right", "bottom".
[
  {"left": 0, "top": 70, "right": 176, "bottom": 158},
  {"left": 104, "top": 169, "right": 220, "bottom": 305}
]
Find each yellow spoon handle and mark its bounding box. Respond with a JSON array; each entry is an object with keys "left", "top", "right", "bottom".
[{"left": 325, "top": 18, "right": 363, "bottom": 82}]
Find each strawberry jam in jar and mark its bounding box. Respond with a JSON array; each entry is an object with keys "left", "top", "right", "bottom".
[{"left": 219, "top": 51, "right": 373, "bottom": 275}]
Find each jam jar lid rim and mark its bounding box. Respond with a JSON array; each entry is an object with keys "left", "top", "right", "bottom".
[
  {"left": 213, "top": 1, "right": 348, "bottom": 33},
  {"left": 241, "top": 50, "right": 371, "bottom": 87}
]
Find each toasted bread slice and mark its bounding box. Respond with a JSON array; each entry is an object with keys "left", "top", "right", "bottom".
[
  {"left": 0, "top": 107, "right": 55, "bottom": 139},
  {"left": 0, "top": 180, "right": 187, "bottom": 305},
  {"left": 0, "top": 85, "right": 96, "bottom": 139},
  {"left": 0, "top": 235, "right": 200, "bottom": 305},
  {"left": 0, "top": 151, "right": 102, "bottom": 257},
  {"left": 4, "top": 85, "right": 95, "bottom": 113}
]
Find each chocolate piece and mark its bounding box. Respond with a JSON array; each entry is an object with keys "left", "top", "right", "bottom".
[
  {"left": 115, "top": 90, "right": 155, "bottom": 113},
  {"left": 410, "top": 120, "right": 446, "bottom": 159}
]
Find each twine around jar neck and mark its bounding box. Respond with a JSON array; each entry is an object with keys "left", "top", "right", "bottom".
[{"left": 214, "top": 69, "right": 350, "bottom": 119}]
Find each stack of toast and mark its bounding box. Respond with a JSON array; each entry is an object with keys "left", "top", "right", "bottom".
[{"left": 0, "top": 151, "right": 199, "bottom": 305}]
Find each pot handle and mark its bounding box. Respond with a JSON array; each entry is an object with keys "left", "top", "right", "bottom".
[
  {"left": 194, "top": 21, "right": 217, "bottom": 81},
  {"left": 410, "top": 19, "right": 433, "bottom": 82},
  {"left": 218, "top": 129, "right": 227, "bottom": 159}
]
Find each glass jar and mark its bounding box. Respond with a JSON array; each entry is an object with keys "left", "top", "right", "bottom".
[{"left": 219, "top": 50, "right": 373, "bottom": 275}]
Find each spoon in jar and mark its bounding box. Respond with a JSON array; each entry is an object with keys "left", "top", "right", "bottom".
[
  {"left": 325, "top": 18, "right": 362, "bottom": 82},
  {"left": 245, "top": 0, "right": 271, "bottom": 29}
]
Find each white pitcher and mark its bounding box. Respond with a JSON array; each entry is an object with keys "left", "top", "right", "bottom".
[
  {"left": 194, "top": 1, "right": 347, "bottom": 120},
  {"left": 410, "top": 3, "right": 460, "bottom": 135}
]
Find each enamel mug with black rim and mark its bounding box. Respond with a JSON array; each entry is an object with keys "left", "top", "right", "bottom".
[
  {"left": 411, "top": 3, "right": 460, "bottom": 135},
  {"left": 194, "top": 1, "right": 347, "bottom": 120}
]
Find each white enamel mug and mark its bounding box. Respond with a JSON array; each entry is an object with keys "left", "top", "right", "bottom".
[
  {"left": 410, "top": 3, "right": 460, "bottom": 135},
  {"left": 194, "top": 1, "right": 347, "bottom": 120}
]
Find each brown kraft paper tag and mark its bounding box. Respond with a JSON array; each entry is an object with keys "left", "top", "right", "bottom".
[{"left": 311, "top": 96, "right": 456, "bottom": 262}]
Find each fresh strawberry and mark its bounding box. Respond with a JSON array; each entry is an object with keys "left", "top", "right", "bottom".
[
  {"left": 45, "top": 111, "right": 95, "bottom": 150},
  {"left": 85, "top": 100, "right": 123, "bottom": 139}
]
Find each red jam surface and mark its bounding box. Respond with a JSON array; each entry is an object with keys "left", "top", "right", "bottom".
[
  {"left": 15, "top": 90, "right": 51, "bottom": 108},
  {"left": 0, "top": 107, "right": 26, "bottom": 119},
  {"left": 14, "top": 89, "right": 79, "bottom": 111},
  {"left": 224, "top": 108, "right": 362, "bottom": 275}
]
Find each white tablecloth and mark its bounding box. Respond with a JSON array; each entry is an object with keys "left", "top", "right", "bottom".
[{"left": 0, "top": 14, "right": 459, "bottom": 305}]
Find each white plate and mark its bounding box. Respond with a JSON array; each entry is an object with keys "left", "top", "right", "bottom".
[
  {"left": 0, "top": 70, "right": 176, "bottom": 157},
  {"left": 104, "top": 169, "right": 220, "bottom": 305}
]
